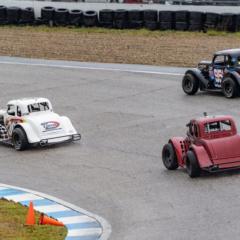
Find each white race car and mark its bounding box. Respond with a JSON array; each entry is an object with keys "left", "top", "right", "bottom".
[{"left": 0, "top": 97, "right": 81, "bottom": 150}]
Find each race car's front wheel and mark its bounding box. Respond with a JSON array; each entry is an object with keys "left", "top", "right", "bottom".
[
  {"left": 186, "top": 150, "right": 201, "bottom": 178},
  {"left": 12, "top": 128, "right": 29, "bottom": 151},
  {"left": 162, "top": 143, "right": 179, "bottom": 170},
  {"left": 182, "top": 73, "right": 199, "bottom": 95},
  {"left": 222, "top": 77, "right": 238, "bottom": 98}
]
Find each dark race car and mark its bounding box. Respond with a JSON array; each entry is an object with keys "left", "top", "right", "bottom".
[{"left": 182, "top": 49, "right": 240, "bottom": 98}]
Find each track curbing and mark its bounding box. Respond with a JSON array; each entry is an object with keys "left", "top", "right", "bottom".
[{"left": 0, "top": 183, "right": 111, "bottom": 240}]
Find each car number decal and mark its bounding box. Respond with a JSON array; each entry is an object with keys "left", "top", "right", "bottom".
[{"left": 214, "top": 69, "right": 223, "bottom": 87}]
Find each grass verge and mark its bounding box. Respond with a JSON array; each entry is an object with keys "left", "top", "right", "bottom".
[{"left": 0, "top": 198, "right": 67, "bottom": 240}]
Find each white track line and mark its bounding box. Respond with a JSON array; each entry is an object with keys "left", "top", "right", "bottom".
[
  {"left": 4, "top": 193, "right": 43, "bottom": 202},
  {"left": 34, "top": 204, "right": 70, "bottom": 213},
  {"left": 0, "top": 60, "right": 184, "bottom": 76},
  {"left": 58, "top": 215, "right": 96, "bottom": 224},
  {"left": 68, "top": 228, "right": 102, "bottom": 237}
]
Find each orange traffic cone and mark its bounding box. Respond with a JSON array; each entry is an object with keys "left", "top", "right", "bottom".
[
  {"left": 39, "top": 213, "right": 64, "bottom": 227},
  {"left": 25, "top": 201, "right": 35, "bottom": 225}
]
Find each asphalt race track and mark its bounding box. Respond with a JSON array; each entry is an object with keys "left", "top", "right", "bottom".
[{"left": 1, "top": 58, "right": 240, "bottom": 240}]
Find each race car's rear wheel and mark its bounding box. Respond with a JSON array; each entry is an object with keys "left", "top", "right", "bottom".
[
  {"left": 222, "top": 77, "right": 238, "bottom": 98},
  {"left": 186, "top": 150, "right": 201, "bottom": 178},
  {"left": 162, "top": 143, "right": 179, "bottom": 170},
  {"left": 12, "top": 128, "right": 29, "bottom": 151},
  {"left": 182, "top": 73, "right": 199, "bottom": 95}
]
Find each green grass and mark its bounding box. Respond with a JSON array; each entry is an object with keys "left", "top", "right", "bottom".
[
  {"left": 0, "top": 199, "right": 67, "bottom": 240},
  {"left": 3, "top": 24, "right": 240, "bottom": 37}
]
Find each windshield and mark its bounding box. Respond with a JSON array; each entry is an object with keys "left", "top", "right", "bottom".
[{"left": 28, "top": 102, "right": 50, "bottom": 113}]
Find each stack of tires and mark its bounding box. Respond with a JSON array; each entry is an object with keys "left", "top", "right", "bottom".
[
  {"left": 0, "top": 6, "right": 7, "bottom": 25},
  {"left": 69, "top": 9, "right": 83, "bottom": 26},
  {"left": 174, "top": 11, "right": 189, "bottom": 31},
  {"left": 128, "top": 10, "right": 143, "bottom": 29},
  {"left": 143, "top": 9, "right": 158, "bottom": 30},
  {"left": 204, "top": 12, "right": 219, "bottom": 31},
  {"left": 83, "top": 11, "right": 98, "bottom": 27},
  {"left": 54, "top": 8, "right": 69, "bottom": 26},
  {"left": 159, "top": 11, "right": 173, "bottom": 30},
  {"left": 114, "top": 9, "right": 128, "bottom": 29},
  {"left": 99, "top": 9, "right": 114, "bottom": 28},
  {"left": 188, "top": 11, "right": 204, "bottom": 31},
  {"left": 19, "top": 7, "right": 34, "bottom": 25},
  {"left": 41, "top": 6, "right": 55, "bottom": 24},
  {"left": 7, "top": 7, "right": 21, "bottom": 24},
  {"left": 217, "top": 13, "right": 235, "bottom": 32},
  {"left": 235, "top": 14, "right": 240, "bottom": 32}
]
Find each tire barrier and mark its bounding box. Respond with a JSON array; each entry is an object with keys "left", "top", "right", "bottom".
[
  {"left": 41, "top": 6, "right": 55, "bottom": 23},
  {"left": 143, "top": 10, "right": 158, "bottom": 30},
  {"left": 204, "top": 12, "right": 219, "bottom": 31},
  {"left": 2, "top": 6, "right": 240, "bottom": 32},
  {"left": 0, "top": 6, "right": 7, "bottom": 25},
  {"left": 99, "top": 9, "right": 114, "bottom": 28},
  {"left": 174, "top": 10, "right": 189, "bottom": 30},
  {"left": 114, "top": 9, "right": 128, "bottom": 29},
  {"left": 159, "top": 11, "right": 173, "bottom": 30},
  {"left": 69, "top": 9, "right": 83, "bottom": 26},
  {"left": 83, "top": 10, "right": 98, "bottom": 27},
  {"left": 54, "top": 8, "right": 69, "bottom": 26},
  {"left": 188, "top": 11, "right": 204, "bottom": 31},
  {"left": 7, "top": 7, "right": 21, "bottom": 24},
  {"left": 128, "top": 10, "right": 143, "bottom": 29},
  {"left": 19, "top": 7, "right": 34, "bottom": 25}
]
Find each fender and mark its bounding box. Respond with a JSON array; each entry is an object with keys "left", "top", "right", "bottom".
[
  {"left": 169, "top": 137, "right": 185, "bottom": 167},
  {"left": 14, "top": 123, "right": 39, "bottom": 144},
  {"left": 224, "top": 71, "right": 240, "bottom": 87},
  {"left": 191, "top": 145, "right": 213, "bottom": 168},
  {"left": 60, "top": 116, "right": 77, "bottom": 135},
  {"left": 185, "top": 69, "right": 208, "bottom": 88}
]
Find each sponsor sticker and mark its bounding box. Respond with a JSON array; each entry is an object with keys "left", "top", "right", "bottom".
[{"left": 41, "top": 121, "right": 61, "bottom": 131}]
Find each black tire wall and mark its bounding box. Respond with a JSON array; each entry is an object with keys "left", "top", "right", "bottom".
[{"left": 1, "top": 5, "right": 240, "bottom": 33}]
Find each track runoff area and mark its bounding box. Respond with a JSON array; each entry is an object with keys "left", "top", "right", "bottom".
[{"left": 1, "top": 58, "right": 240, "bottom": 240}]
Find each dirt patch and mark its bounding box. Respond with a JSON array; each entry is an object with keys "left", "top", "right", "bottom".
[{"left": 1, "top": 26, "right": 240, "bottom": 67}]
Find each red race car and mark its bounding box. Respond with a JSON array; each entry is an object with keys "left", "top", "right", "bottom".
[{"left": 162, "top": 114, "right": 240, "bottom": 177}]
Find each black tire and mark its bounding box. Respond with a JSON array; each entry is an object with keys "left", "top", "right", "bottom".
[
  {"left": 182, "top": 73, "right": 199, "bottom": 95},
  {"left": 41, "top": 6, "right": 55, "bottom": 22},
  {"left": 222, "top": 77, "right": 238, "bottom": 98},
  {"left": 144, "top": 21, "right": 158, "bottom": 31},
  {"left": 186, "top": 150, "right": 201, "bottom": 178},
  {"left": 175, "top": 22, "right": 188, "bottom": 31},
  {"left": 162, "top": 143, "right": 179, "bottom": 170},
  {"left": 54, "top": 8, "right": 69, "bottom": 26},
  {"left": 99, "top": 9, "right": 114, "bottom": 23},
  {"left": 159, "top": 11, "right": 173, "bottom": 22},
  {"left": 7, "top": 7, "right": 21, "bottom": 24},
  {"left": 159, "top": 21, "right": 172, "bottom": 30},
  {"left": 143, "top": 9, "right": 158, "bottom": 22},
  {"left": 12, "top": 128, "right": 29, "bottom": 151},
  {"left": 175, "top": 10, "right": 189, "bottom": 22},
  {"left": 69, "top": 9, "right": 83, "bottom": 26},
  {"left": 114, "top": 9, "right": 128, "bottom": 29},
  {"left": 0, "top": 6, "right": 7, "bottom": 23},
  {"left": 83, "top": 11, "right": 98, "bottom": 27},
  {"left": 19, "top": 7, "right": 34, "bottom": 25}
]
